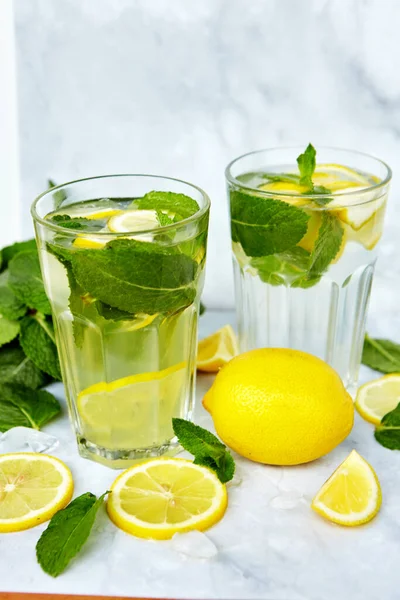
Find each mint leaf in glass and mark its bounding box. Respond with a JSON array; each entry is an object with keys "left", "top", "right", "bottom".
[
  {"left": 49, "top": 214, "right": 105, "bottom": 231},
  {"left": 362, "top": 335, "right": 400, "bottom": 374},
  {"left": 251, "top": 247, "right": 310, "bottom": 286},
  {"left": 230, "top": 191, "right": 309, "bottom": 257},
  {"left": 374, "top": 403, "right": 400, "bottom": 450},
  {"left": 0, "top": 383, "right": 60, "bottom": 432},
  {"left": 9, "top": 250, "right": 52, "bottom": 315},
  {"left": 130, "top": 191, "right": 200, "bottom": 220},
  {"left": 20, "top": 314, "right": 61, "bottom": 380},
  {"left": 172, "top": 418, "right": 235, "bottom": 483},
  {"left": 36, "top": 491, "right": 108, "bottom": 577},
  {"left": 297, "top": 143, "right": 316, "bottom": 189},
  {"left": 71, "top": 238, "right": 198, "bottom": 315}
]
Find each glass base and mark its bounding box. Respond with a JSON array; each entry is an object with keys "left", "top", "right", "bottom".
[{"left": 77, "top": 436, "right": 181, "bottom": 469}]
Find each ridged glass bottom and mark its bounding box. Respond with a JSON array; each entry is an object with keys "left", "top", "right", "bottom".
[{"left": 234, "top": 246, "right": 376, "bottom": 395}]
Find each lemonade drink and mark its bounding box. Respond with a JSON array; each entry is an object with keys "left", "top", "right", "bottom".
[
  {"left": 32, "top": 176, "right": 210, "bottom": 468},
  {"left": 226, "top": 146, "right": 391, "bottom": 393}
]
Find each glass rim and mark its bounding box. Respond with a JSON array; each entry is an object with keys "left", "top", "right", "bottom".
[
  {"left": 31, "top": 173, "right": 211, "bottom": 237},
  {"left": 225, "top": 146, "right": 392, "bottom": 207}
]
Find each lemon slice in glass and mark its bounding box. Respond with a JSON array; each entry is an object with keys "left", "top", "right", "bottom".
[
  {"left": 197, "top": 325, "right": 239, "bottom": 373},
  {"left": 312, "top": 450, "right": 381, "bottom": 526},
  {"left": 108, "top": 210, "right": 161, "bottom": 234},
  {"left": 0, "top": 453, "right": 73, "bottom": 532},
  {"left": 59, "top": 207, "right": 122, "bottom": 220},
  {"left": 355, "top": 375, "right": 400, "bottom": 425},
  {"left": 107, "top": 457, "right": 227, "bottom": 539}
]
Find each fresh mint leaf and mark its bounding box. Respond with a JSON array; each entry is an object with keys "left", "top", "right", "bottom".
[
  {"left": 9, "top": 250, "right": 51, "bottom": 315},
  {"left": 0, "top": 345, "right": 47, "bottom": 389},
  {"left": 297, "top": 143, "right": 316, "bottom": 189},
  {"left": 307, "top": 213, "right": 344, "bottom": 278},
  {"left": 0, "top": 316, "right": 20, "bottom": 347},
  {"left": 251, "top": 247, "right": 310, "bottom": 286},
  {"left": 36, "top": 491, "right": 108, "bottom": 577},
  {"left": 157, "top": 211, "right": 175, "bottom": 227},
  {"left": 1, "top": 239, "right": 37, "bottom": 269},
  {"left": 260, "top": 172, "right": 301, "bottom": 185},
  {"left": 71, "top": 239, "right": 198, "bottom": 315},
  {"left": 172, "top": 418, "right": 235, "bottom": 483},
  {"left": 20, "top": 314, "right": 61, "bottom": 380},
  {"left": 95, "top": 301, "right": 133, "bottom": 321},
  {"left": 0, "top": 383, "right": 60, "bottom": 432},
  {"left": 374, "top": 403, "right": 400, "bottom": 450},
  {"left": 0, "top": 271, "right": 27, "bottom": 320},
  {"left": 362, "top": 335, "right": 400, "bottom": 373},
  {"left": 50, "top": 214, "right": 104, "bottom": 231},
  {"left": 48, "top": 179, "right": 67, "bottom": 210},
  {"left": 230, "top": 191, "right": 309, "bottom": 257},
  {"left": 130, "top": 191, "right": 200, "bottom": 220}
]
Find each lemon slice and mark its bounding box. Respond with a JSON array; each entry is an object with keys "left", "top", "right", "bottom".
[
  {"left": 259, "top": 181, "right": 309, "bottom": 207},
  {"left": 73, "top": 236, "right": 107, "bottom": 249},
  {"left": 107, "top": 457, "right": 227, "bottom": 539},
  {"left": 346, "top": 205, "right": 385, "bottom": 250},
  {"left": 197, "top": 325, "right": 239, "bottom": 373},
  {"left": 314, "top": 163, "right": 373, "bottom": 187},
  {"left": 0, "top": 453, "right": 73, "bottom": 532},
  {"left": 59, "top": 207, "right": 122, "bottom": 220},
  {"left": 77, "top": 363, "right": 187, "bottom": 449},
  {"left": 312, "top": 450, "right": 381, "bottom": 526},
  {"left": 108, "top": 210, "right": 160, "bottom": 234},
  {"left": 355, "top": 375, "right": 400, "bottom": 425}
]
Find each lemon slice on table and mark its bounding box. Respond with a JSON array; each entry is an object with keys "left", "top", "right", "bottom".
[
  {"left": 0, "top": 453, "right": 73, "bottom": 533},
  {"left": 197, "top": 325, "right": 239, "bottom": 373},
  {"left": 108, "top": 209, "right": 161, "bottom": 234},
  {"left": 356, "top": 375, "right": 400, "bottom": 425},
  {"left": 107, "top": 457, "right": 227, "bottom": 540},
  {"left": 312, "top": 450, "right": 381, "bottom": 526},
  {"left": 77, "top": 363, "right": 187, "bottom": 450}
]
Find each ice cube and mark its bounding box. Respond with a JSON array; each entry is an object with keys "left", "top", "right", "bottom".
[
  {"left": 269, "top": 489, "right": 304, "bottom": 510},
  {"left": 0, "top": 427, "right": 59, "bottom": 454},
  {"left": 170, "top": 531, "right": 218, "bottom": 559}
]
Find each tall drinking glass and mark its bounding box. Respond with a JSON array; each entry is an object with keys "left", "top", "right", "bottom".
[
  {"left": 32, "top": 175, "right": 210, "bottom": 468},
  {"left": 225, "top": 147, "right": 391, "bottom": 394}
]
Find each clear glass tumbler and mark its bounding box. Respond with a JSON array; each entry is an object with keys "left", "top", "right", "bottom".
[
  {"left": 225, "top": 147, "right": 391, "bottom": 394},
  {"left": 32, "top": 175, "right": 210, "bottom": 468}
]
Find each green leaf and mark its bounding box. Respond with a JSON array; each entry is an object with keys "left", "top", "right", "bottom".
[
  {"left": 0, "top": 383, "right": 60, "bottom": 432},
  {"left": 297, "top": 143, "right": 316, "bottom": 189},
  {"left": 172, "top": 418, "right": 235, "bottom": 483},
  {"left": 48, "top": 179, "right": 67, "bottom": 210},
  {"left": 0, "top": 271, "right": 27, "bottom": 320},
  {"left": 0, "top": 316, "right": 20, "bottom": 347},
  {"left": 307, "top": 213, "right": 344, "bottom": 278},
  {"left": 230, "top": 191, "right": 309, "bottom": 258},
  {"left": 260, "top": 172, "right": 301, "bottom": 185},
  {"left": 130, "top": 191, "right": 200, "bottom": 220},
  {"left": 251, "top": 247, "right": 310, "bottom": 286},
  {"left": 71, "top": 238, "right": 198, "bottom": 315},
  {"left": 19, "top": 314, "right": 61, "bottom": 380},
  {"left": 199, "top": 302, "right": 206, "bottom": 316},
  {"left": 0, "top": 344, "right": 47, "bottom": 389},
  {"left": 9, "top": 250, "right": 51, "bottom": 314},
  {"left": 374, "top": 403, "right": 400, "bottom": 450},
  {"left": 36, "top": 491, "right": 108, "bottom": 577},
  {"left": 49, "top": 214, "right": 104, "bottom": 231},
  {"left": 362, "top": 335, "right": 400, "bottom": 373},
  {"left": 1, "top": 239, "right": 37, "bottom": 269},
  {"left": 157, "top": 211, "right": 175, "bottom": 227}
]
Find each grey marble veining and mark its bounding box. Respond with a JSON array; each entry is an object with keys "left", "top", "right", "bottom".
[{"left": 14, "top": 0, "right": 400, "bottom": 314}]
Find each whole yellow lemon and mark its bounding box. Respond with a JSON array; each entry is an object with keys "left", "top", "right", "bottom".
[{"left": 203, "top": 348, "right": 354, "bottom": 465}]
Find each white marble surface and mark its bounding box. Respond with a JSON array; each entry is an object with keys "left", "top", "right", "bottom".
[
  {"left": 1, "top": 310, "right": 400, "bottom": 600},
  {"left": 13, "top": 0, "right": 400, "bottom": 311}
]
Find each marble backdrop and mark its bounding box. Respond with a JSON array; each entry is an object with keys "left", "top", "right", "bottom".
[{"left": 15, "top": 0, "right": 400, "bottom": 319}]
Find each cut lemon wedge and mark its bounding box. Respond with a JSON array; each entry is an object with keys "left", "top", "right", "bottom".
[
  {"left": 108, "top": 209, "right": 160, "bottom": 234},
  {"left": 312, "top": 450, "right": 381, "bottom": 526},
  {"left": 0, "top": 453, "right": 73, "bottom": 532},
  {"left": 355, "top": 375, "right": 400, "bottom": 425},
  {"left": 107, "top": 457, "right": 227, "bottom": 539},
  {"left": 197, "top": 325, "right": 239, "bottom": 373},
  {"left": 77, "top": 363, "right": 187, "bottom": 450}
]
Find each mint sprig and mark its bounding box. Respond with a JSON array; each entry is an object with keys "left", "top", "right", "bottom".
[
  {"left": 172, "top": 418, "right": 235, "bottom": 483},
  {"left": 36, "top": 491, "right": 109, "bottom": 577},
  {"left": 0, "top": 384, "right": 60, "bottom": 432},
  {"left": 9, "top": 250, "right": 52, "bottom": 315},
  {"left": 374, "top": 403, "right": 400, "bottom": 450},
  {"left": 20, "top": 313, "right": 61, "bottom": 380},
  {"left": 362, "top": 335, "right": 400, "bottom": 373}
]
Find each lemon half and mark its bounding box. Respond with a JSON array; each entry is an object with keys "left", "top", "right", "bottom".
[
  {"left": 107, "top": 457, "right": 227, "bottom": 540},
  {"left": 197, "top": 325, "right": 239, "bottom": 373}
]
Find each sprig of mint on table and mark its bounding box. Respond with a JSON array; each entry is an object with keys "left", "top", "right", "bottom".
[
  {"left": 0, "top": 236, "right": 62, "bottom": 433},
  {"left": 232, "top": 143, "right": 343, "bottom": 288},
  {"left": 361, "top": 334, "right": 400, "bottom": 450},
  {"left": 173, "top": 418, "right": 235, "bottom": 483}
]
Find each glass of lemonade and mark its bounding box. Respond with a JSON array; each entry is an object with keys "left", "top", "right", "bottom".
[
  {"left": 32, "top": 175, "right": 210, "bottom": 468},
  {"left": 225, "top": 146, "right": 391, "bottom": 394}
]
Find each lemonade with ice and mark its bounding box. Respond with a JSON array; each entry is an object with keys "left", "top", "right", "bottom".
[
  {"left": 227, "top": 145, "right": 391, "bottom": 392},
  {"left": 33, "top": 178, "right": 209, "bottom": 467}
]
